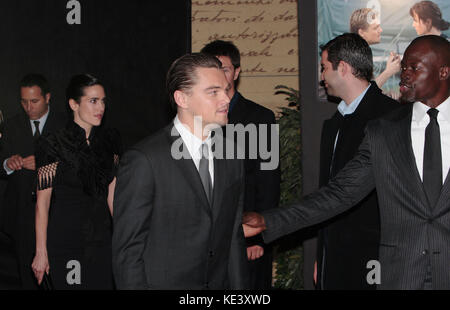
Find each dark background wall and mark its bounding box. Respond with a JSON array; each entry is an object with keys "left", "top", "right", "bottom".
[
  {"left": 298, "top": 0, "right": 337, "bottom": 289},
  {"left": 0, "top": 0, "right": 191, "bottom": 148}
]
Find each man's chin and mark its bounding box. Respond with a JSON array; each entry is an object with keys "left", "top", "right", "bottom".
[{"left": 399, "top": 93, "right": 415, "bottom": 103}]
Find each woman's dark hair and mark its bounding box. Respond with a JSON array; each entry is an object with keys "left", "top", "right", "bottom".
[
  {"left": 410, "top": 1, "right": 450, "bottom": 31},
  {"left": 66, "top": 73, "right": 103, "bottom": 103}
]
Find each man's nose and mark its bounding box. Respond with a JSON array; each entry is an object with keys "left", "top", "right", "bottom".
[
  {"left": 400, "top": 69, "right": 409, "bottom": 81},
  {"left": 223, "top": 91, "right": 231, "bottom": 104},
  {"left": 24, "top": 102, "right": 31, "bottom": 111}
]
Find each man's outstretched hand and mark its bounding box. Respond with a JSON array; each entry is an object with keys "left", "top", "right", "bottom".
[{"left": 242, "top": 212, "right": 266, "bottom": 237}]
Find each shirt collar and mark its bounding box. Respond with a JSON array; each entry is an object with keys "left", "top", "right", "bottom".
[
  {"left": 412, "top": 96, "right": 450, "bottom": 123},
  {"left": 30, "top": 107, "right": 50, "bottom": 130},
  {"left": 337, "top": 84, "right": 371, "bottom": 116},
  {"left": 173, "top": 115, "right": 211, "bottom": 160}
]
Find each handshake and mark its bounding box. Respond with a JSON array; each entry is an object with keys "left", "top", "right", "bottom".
[{"left": 242, "top": 212, "right": 267, "bottom": 238}]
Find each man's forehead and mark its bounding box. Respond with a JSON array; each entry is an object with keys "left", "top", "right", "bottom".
[
  {"left": 194, "top": 67, "right": 226, "bottom": 84},
  {"left": 21, "top": 85, "right": 44, "bottom": 96},
  {"left": 404, "top": 43, "right": 437, "bottom": 62}
]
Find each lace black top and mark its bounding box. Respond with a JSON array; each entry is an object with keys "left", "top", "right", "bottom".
[{"left": 35, "top": 121, "right": 122, "bottom": 289}]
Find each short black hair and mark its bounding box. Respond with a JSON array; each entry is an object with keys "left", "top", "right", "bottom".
[
  {"left": 20, "top": 74, "right": 50, "bottom": 96},
  {"left": 66, "top": 73, "right": 103, "bottom": 103},
  {"left": 166, "top": 53, "right": 222, "bottom": 111},
  {"left": 320, "top": 33, "right": 373, "bottom": 82},
  {"left": 200, "top": 40, "right": 241, "bottom": 69}
]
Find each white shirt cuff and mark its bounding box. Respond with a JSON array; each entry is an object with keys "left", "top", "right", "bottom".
[{"left": 3, "top": 158, "right": 14, "bottom": 175}]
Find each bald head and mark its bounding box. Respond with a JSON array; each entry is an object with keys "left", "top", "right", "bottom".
[
  {"left": 400, "top": 35, "right": 449, "bottom": 107},
  {"left": 408, "top": 35, "right": 450, "bottom": 63}
]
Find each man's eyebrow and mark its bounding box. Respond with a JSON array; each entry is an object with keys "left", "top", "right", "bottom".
[{"left": 204, "top": 86, "right": 221, "bottom": 91}]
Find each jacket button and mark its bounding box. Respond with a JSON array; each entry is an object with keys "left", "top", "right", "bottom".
[
  {"left": 422, "top": 250, "right": 428, "bottom": 255},
  {"left": 209, "top": 250, "right": 214, "bottom": 257}
]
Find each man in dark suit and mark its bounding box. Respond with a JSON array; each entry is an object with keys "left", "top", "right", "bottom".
[
  {"left": 201, "top": 40, "right": 280, "bottom": 289},
  {"left": 316, "top": 33, "right": 399, "bottom": 289},
  {"left": 0, "top": 74, "right": 66, "bottom": 289},
  {"left": 112, "top": 53, "right": 249, "bottom": 289},
  {"left": 243, "top": 35, "right": 450, "bottom": 289}
]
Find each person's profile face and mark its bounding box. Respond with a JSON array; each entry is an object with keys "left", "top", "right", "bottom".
[
  {"left": 217, "top": 56, "right": 239, "bottom": 85},
  {"left": 320, "top": 50, "right": 341, "bottom": 98},
  {"left": 183, "top": 67, "right": 230, "bottom": 129},
  {"left": 399, "top": 43, "right": 442, "bottom": 105},
  {"left": 20, "top": 86, "right": 50, "bottom": 120},
  {"left": 412, "top": 12, "right": 429, "bottom": 35},
  {"left": 71, "top": 84, "right": 106, "bottom": 129},
  {"left": 359, "top": 23, "right": 382, "bottom": 45}
]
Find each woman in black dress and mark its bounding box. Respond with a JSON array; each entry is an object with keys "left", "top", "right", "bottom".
[{"left": 31, "top": 74, "right": 121, "bottom": 289}]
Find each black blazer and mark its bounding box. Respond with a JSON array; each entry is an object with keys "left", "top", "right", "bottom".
[
  {"left": 0, "top": 109, "right": 65, "bottom": 288},
  {"left": 262, "top": 104, "right": 450, "bottom": 289},
  {"left": 317, "top": 82, "right": 399, "bottom": 289},
  {"left": 112, "top": 122, "right": 250, "bottom": 289},
  {"left": 0, "top": 110, "right": 65, "bottom": 239},
  {"left": 228, "top": 92, "right": 281, "bottom": 247}
]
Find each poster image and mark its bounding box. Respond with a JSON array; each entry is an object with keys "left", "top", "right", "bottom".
[{"left": 317, "top": 0, "right": 450, "bottom": 100}]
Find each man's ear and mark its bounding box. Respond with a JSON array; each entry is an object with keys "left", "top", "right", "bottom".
[
  {"left": 358, "top": 28, "right": 367, "bottom": 40},
  {"left": 45, "top": 93, "right": 51, "bottom": 104},
  {"left": 174, "top": 90, "right": 188, "bottom": 109},
  {"left": 439, "top": 65, "right": 449, "bottom": 81},
  {"left": 233, "top": 66, "right": 241, "bottom": 81},
  {"left": 68, "top": 99, "right": 79, "bottom": 112},
  {"left": 338, "top": 60, "right": 347, "bottom": 75}
]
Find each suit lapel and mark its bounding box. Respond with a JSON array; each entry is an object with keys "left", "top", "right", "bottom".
[
  {"left": 20, "top": 113, "right": 34, "bottom": 155},
  {"left": 320, "top": 116, "right": 339, "bottom": 182},
  {"left": 383, "top": 105, "right": 430, "bottom": 210},
  {"left": 434, "top": 168, "right": 450, "bottom": 215},
  {"left": 165, "top": 125, "right": 212, "bottom": 215}
]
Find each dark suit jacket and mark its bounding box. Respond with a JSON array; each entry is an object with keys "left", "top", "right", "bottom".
[
  {"left": 228, "top": 92, "right": 280, "bottom": 231},
  {"left": 112, "top": 122, "right": 250, "bottom": 289},
  {"left": 317, "top": 83, "right": 399, "bottom": 289},
  {"left": 262, "top": 104, "right": 450, "bottom": 289},
  {"left": 0, "top": 109, "right": 66, "bottom": 288},
  {"left": 228, "top": 92, "right": 280, "bottom": 289}
]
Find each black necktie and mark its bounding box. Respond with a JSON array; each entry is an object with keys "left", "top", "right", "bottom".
[
  {"left": 423, "top": 108, "right": 442, "bottom": 207},
  {"left": 33, "top": 120, "right": 41, "bottom": 139},
  {"left": 199, "top": 143, "right": 212, "bottom": 204}
]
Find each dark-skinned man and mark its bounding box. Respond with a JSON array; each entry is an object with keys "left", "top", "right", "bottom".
[{"left": 243, "top": 35, "right": 450, "bottom": 290}]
